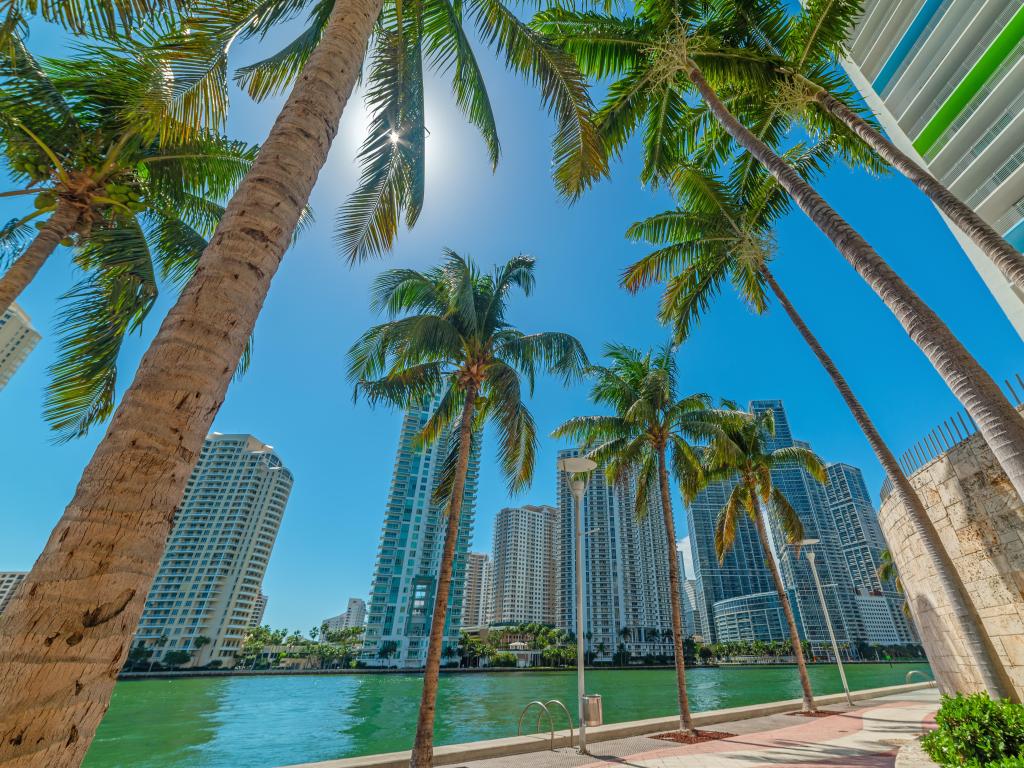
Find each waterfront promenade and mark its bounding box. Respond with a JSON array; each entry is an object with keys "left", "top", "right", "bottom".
[{"left": 282, "top": 683, "right": 938, "bottom": 768}]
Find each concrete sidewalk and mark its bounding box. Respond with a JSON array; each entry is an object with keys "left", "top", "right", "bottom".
[{"left": 459, "top": 688, "right": 939, "bottom": 768}]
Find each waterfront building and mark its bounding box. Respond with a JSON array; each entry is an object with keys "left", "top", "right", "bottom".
[
  {"left": 713, "top": 591, "right": 791, "bottom": 643},
  {"left": 556, "top": 449, "right": 673, "bottom": 660},
  {"left": 687, "top": 473, "right": 775, "bottom": 643},
  {"left": 462, "top": 552, "right": 493, "bottom": 628},
  {"left": 825, "top": 463, "right": 918, "bottom": 645},
  {"left": 491, "top": 505, "right": 558, "bottom": 625},
  {"left": 842, "top": 1, "right": 1024, "bottom": 339},
  {"left": 133, "top": 434, "right": 293, "bottom": 666},
  {"left": 323, "top": 597, "right": 367, "bottom": 634},
  {"left": 0, "top": 304, "right": 41, "bottom": 390},
  {"left": 751, "top": 401, "right": 858, "bottom": 654},
  {"left": 361, "top": 399, "right": 480, "bottom": 667},
  {"left": 249, "top": 592, "right": 269, "bottom": 628},
  {"left": 678, "top": 571, "right": 701, "bottom": 638},
  {"left": 0, "top": 572, "right": 27, "bottom": 614}
]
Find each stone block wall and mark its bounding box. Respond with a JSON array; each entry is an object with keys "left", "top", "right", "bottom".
[{"left": 879, "top": 428, "right": 1024, "bottom": 698}]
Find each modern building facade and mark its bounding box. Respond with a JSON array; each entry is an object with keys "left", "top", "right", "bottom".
[
  {"left": 462, "top": 552, "right": 493, "bottom": 628},
  {"left": 826, "top": 462, "right": 918, "bottom": 645},
  {"left": 687, "top": 400, "right": 913, "bottom": 651},
  {"left": 0, "top": 572, "right": 27, "bottom": 614},
  {"left": 556, "top": 449, "right": 674, "bottom": 660},
  {"left": 133, "top": 434, "right": 293, "bottom": 666},
  {"left": 362, "top": 398, "right": 480, "bottom": 667},
  {"left": 842, "top": 0, "right": 1024, "bottom": 338},
  {"left": 0, "top": 304, "right": 41, "bottom": 390},
  {"left": 249, "top": 592, "right": 269, "bottom": 628},
  {"left": 491, "top": 505, "right": 558, "bottom": 625},
  {"left": 323, "top": 597, "right": 367, "bottom": 633}
]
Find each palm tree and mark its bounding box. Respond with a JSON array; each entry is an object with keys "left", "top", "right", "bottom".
[
  {"left": 706, "top": 405, "right": 821, "bottom": 712},
  {"left": 0, "top": 0, "right": 603, "bottom": 758},
  {"left": 347, "top": 252, "right": 586, "bottom": 767},
  {"left": 744, "top": 0, "right": 1024, "bottom": 293},
  {"left": 554, "top": 344, "right": 716, "bottom": 734},
  {"left": 0, "top": 42, "right": 258, "bottom": 440},
  {"left": 622, "top": 162, "right": 1013, "bottom": 699},
  {"left": 537, "top": 0, "right": 1024, "bottom": 509}
]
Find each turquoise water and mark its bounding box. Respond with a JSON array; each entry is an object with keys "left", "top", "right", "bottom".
[{"left": 83, "top": 663, "right": 931, "bottom": 768}]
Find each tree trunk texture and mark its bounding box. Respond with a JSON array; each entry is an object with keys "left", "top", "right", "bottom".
[
  {"left": 409, "top": 386, "right": 478, "bottom": 768},
  {"left": 686, "top": 62, "right": 1024, "bottom": 508},
  {"left": 815, "top": 88, "right": 1024, "bottom": 294},
  {"left": 0, "top": 200, "right": 80, "bottom": 316},
  {"left": 0, "top": 0, "right": 382, "bottom": 763},
  {"left": 657, "top": 444, "right": 693, "bottom": 734},
  {"left": 752, "top": 502, "right": 816, "bottom": 712},
  {"left": 762, "top": 267, "right": 1015, "bottom": 700}
]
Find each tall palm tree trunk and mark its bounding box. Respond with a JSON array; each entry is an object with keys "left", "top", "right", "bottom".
[
  {"left": 811, "top": 86, "right": 1024, "bottom": 293},
  {"left": 685, "top": 60, "right": 1024, "bottom": 507},
  {"left": 657, "top": 444, "right": 693, "bottom": 734},
  {"left": 410, "top": 386, "right": 478, "bottom": 768},
  {"left": 751, "top": 500, "right": 815, "bottom": 712},
  {"left": 0, "top": 0, "right": 381, "bottom": 763},
  {"left": 0, "top": 200, "right": 79, "bottom": 315},
  {"left": 762, "top": 266, "right": 1015, "bottom": 700}
]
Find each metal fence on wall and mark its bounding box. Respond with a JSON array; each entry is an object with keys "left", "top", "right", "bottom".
[{"left": 879, "top": 374, "right": 1024, "bottom": 503}]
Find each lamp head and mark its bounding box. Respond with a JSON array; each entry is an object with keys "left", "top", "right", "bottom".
[{"left": 558, "top": 457, "right": 597, "bottom": 474}]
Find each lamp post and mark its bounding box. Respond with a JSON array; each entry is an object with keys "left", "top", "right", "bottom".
[
  {"left": 795, "top": 538, "right": 852, "bottom": 706},
  {"left": 558, "top": 454, "right": 597, "bottom": 754}
]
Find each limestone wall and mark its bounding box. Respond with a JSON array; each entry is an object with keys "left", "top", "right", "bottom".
[{"left": 879, "top": 429, "right": 1024, "bottom": 698}]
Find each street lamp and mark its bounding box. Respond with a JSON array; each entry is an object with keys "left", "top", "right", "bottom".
[
  {"left": 558, "top": 454, "right": 597, "bottom": 754},
  {"left": 795, "top": 538, "right": 852, "bottom": 706}
]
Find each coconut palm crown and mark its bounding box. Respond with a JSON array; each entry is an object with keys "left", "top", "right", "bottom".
[
  {"left": 0, "top": 42, "right": 260, "bottom": 440},
  {"left": 177, "top": 0, "right": 606, "bottom": 264},
  {"left": 348, "top": 251, "right": 588, "bottom": 490}
]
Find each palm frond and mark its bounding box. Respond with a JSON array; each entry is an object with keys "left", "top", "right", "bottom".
[{"left": 769, "top": 485, "right": 804, "bottom": 545}]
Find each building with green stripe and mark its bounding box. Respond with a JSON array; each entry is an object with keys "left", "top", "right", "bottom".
[{"left": 843, "top": 0, "right": 1024, "bottom": 340}]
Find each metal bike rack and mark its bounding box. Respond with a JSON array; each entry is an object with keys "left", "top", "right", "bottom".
[
  {"left": 517, "top": 699, "right": 575, "bottom": 751},
  {"left": 906, "top": 670, "right": 932, "bottom": 684}
]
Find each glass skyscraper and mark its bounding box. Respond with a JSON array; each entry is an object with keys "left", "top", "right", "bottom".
[
  {"left": 362, "top": 397, "right": 480, "bottom": 667},
  {"left": 842, "top": 0, "right": 1024, "bottom": 338}
]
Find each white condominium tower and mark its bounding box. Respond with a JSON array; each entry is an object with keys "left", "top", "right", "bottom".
[
  {"left": 0, "top": 304, "right": 41, "bottom": 390},
  {"left": 462, "top": 552, "right": 493, "bottom": 629},
  {"left": 133, "top": 434, "right": 293, "bottom": 666},
  {"left": 322, "top": 597, "right": 367, "bottom": 633},
  {"left": 0, "top": 572, "right": 27, "bottom": 614},
  {"left": 248, "top": 592, "right": 269, "bottom": 628},
  {"left": 491, "top": 505, "right": 559, "bottom": 625},
  {"left": 556, "top": 450, "right": 674, "bottom": 660},
  {"left": 362, "top": 399, "right": 480, "bottom": 667},
  {"left": 842, "top": 0, "right": 1024, "bottom": 337}
]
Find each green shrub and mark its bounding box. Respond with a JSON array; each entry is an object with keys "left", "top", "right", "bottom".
[{"left": 921, "top": 693, "right": 1024, "bottom": 767}]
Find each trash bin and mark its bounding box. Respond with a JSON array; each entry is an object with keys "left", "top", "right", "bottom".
[{"left": 582, "top": 694, "right": 603, "bottom": 727}]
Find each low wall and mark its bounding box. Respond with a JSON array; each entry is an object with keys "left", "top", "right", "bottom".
[
  {"left": 879, "top": 429, "right": 1024, "bottom": 698},
  {"left": 278, "top": 681, "right": 936, "bottom": 768}
]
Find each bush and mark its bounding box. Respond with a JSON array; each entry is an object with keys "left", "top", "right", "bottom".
[{"left": 922, "top": 693, "right": 1024, "bottom": 767}]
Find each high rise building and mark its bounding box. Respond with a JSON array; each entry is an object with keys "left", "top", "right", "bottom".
[
  {"left": 687, "top": 473, "right": 775, "bottom": 643},
  {"left": 842, "top": 1, "right": 1024, "bottom": 338},
  {"left": 462, "top": 552, "right": 493, "bottom": 628},
  {"left": 0, "top": 304, "right": 41, "bottom": 390},
  {"left": 0, "top": 572, "right": 27, "bottom": 614},
  {"left": 825, "top": 462, "right": 918, "bottom": 645},
  {"left": 322, "top": 597, "right": 367, "bottom": 633},
  {"left": 491, "top": 505, "right": 559, "bottom": 625},
  {"left": 556, "top": 449, "right": 673, "bottom": 660},
  {"left": 133, "top": 434, "right": 293, "bottom": 666},
  {"left": 248, "top": 592, "right": 269, "bottom": 628},
  {"left": 362, "top": 399, "right": 480, "bottom": 667},
  {"left": 751, "top": 401, "right": 858, "bottom": 653}
]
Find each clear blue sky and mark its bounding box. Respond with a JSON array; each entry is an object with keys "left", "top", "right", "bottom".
[{"left": 2, "top": 19, "right": 1021, "bottom": 634}]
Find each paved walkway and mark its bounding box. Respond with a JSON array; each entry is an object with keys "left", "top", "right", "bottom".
[{"left": 457, "top": 689, "right": 939, "bottom": 768}]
